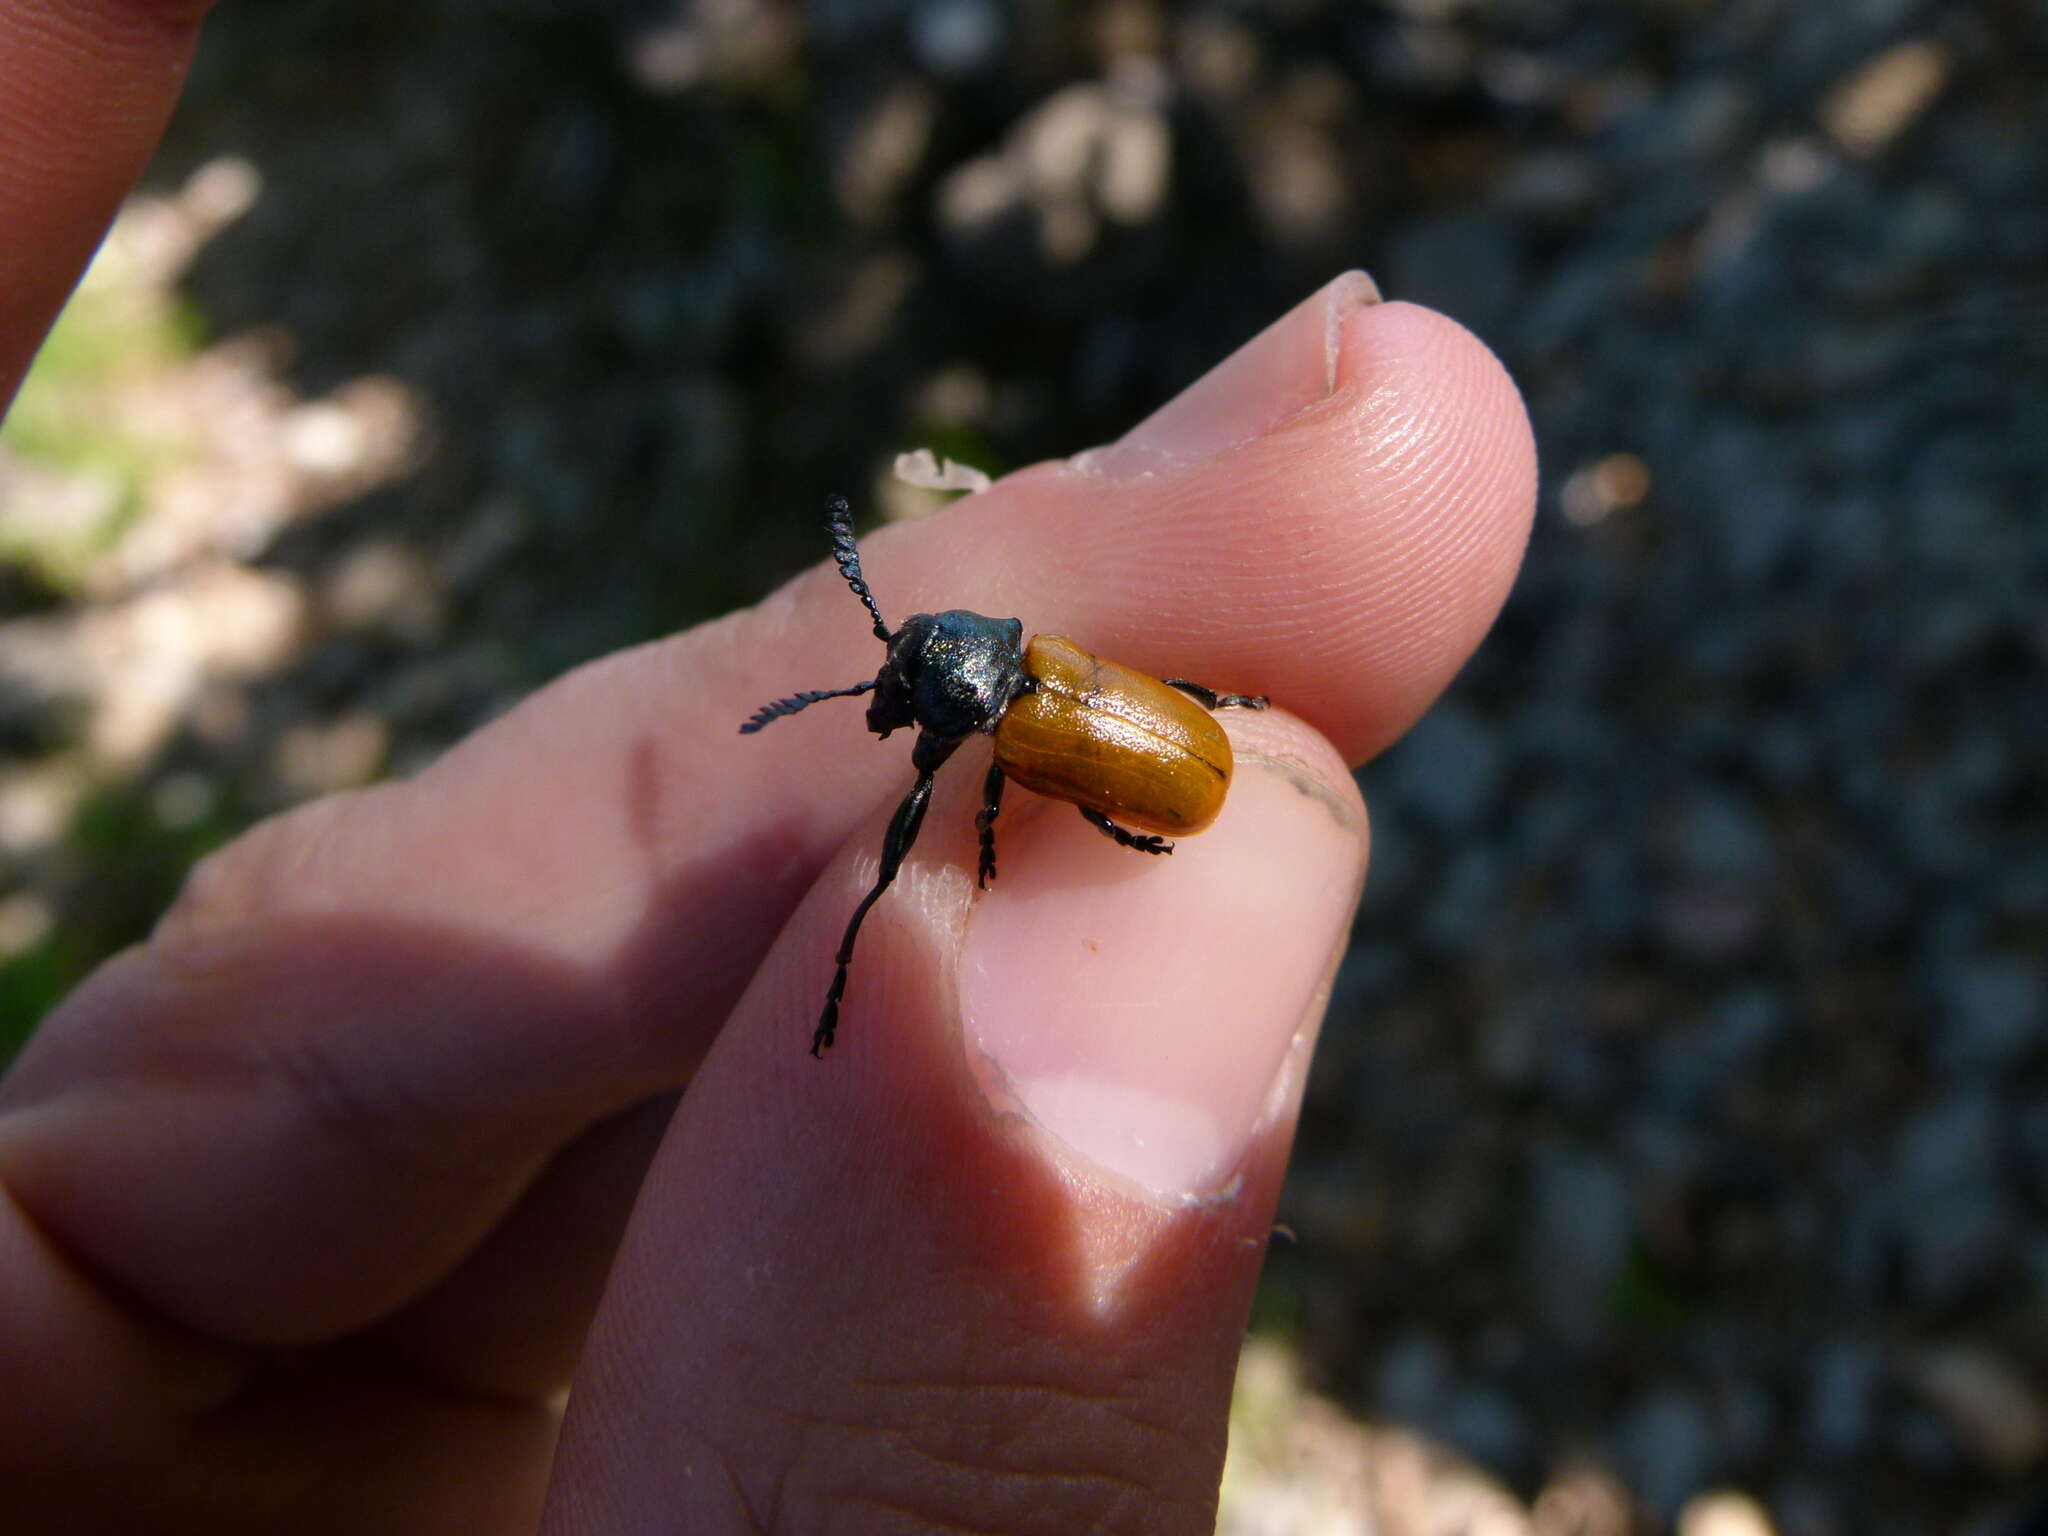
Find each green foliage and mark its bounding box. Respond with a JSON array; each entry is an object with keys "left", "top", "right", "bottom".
[
  {"left": 1610, "top": 1245, "right": 1693, "bottom": 1331},
  {"left": 0, "top": 277, "right": 204, "bottom": 591},
  {"left": 0, "top": 934, "right": 85, "bottom": 1061},
  {"left": 1244, "top": 1254, "right": 1303, "bottom": 1343}
]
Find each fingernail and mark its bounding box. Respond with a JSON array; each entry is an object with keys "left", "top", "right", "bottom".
[
  {"left": 1069, "top": 270, "right": 1381, "bottom": 480},
  {"left": 958, "top": 727, "right": 1365, "bottom": 1200}
]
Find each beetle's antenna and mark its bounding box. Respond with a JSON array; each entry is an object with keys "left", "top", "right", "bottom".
[
  {"left": 739, "top": 681, "right": 876, "bottom": 734},
  {"left": 827, "top": 495, "right": 891, "bottom": 643}
]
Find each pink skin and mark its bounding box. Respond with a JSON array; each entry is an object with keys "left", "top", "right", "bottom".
[{"left": 0, "top": 11, "right": 1537, "bottom": 1527}]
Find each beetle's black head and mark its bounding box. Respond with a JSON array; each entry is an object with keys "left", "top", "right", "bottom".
[
  {"left": 737, "top": 500, "right": 1031, "bottom": 741},
  {"left": 867, "top": 610, "right": 1027, "bottom": 741}
]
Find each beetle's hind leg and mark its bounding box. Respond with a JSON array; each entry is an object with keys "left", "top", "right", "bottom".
[
  {"left": 1080, "top": 805, "right": 1173, "bottom": 856},
  {"left": 975, "top": 762, "right": 1006, "bottom": 890},
  {"left": 1161, "top": 678, "right": 1268, "bottom": 711}
]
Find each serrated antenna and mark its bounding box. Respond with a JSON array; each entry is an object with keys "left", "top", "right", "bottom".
[
  {"left": 739, "top": 681, "right": 877, "bottom": 734},
  {"left": 827, "top": 495, "right": 890, "bottom": 642}
]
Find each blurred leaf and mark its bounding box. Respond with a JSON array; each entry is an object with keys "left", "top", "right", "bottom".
[
  {"left": 0, "top": 935, "right": 86, "bottom": 1062},
  {"left": 1, "top": 266, "right": 205, "bottom": 591}
]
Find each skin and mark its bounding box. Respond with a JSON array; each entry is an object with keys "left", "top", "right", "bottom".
[{"left": 0, "top": 6, "right": 1538, "bottom": 1532}]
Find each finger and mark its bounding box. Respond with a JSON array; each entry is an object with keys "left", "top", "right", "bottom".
[
  {"left": 544, "top": 708, "right": 1366, "bottom": 1534},
  {"left": 367, "top": 1091, "right": 678, "bottom": 1398},
  {"left": 0, "top": 277, "right": 1531, "bottom": 1366},
  {"left": 0, "top": 0, "right": 217, "bottom": 409}
]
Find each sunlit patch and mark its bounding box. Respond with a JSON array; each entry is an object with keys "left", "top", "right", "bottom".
[
  {"left": 936, "top": 65, "right": 1173, "bottom": 265},
  {"left": 0, "top": 893, "right": 53, "bottom": 963},
  {"left": 0, "top": 159, "right": 435, "bottom": 1037},
  {"left": 1560, "top": 452, "right": 1651, "bottom": 528},
  {"left": 1, "top": 157, "right": 428, "bottom": 773},
  {"left": 1823, "top": 39, "right": 1950, "bottom": 158}
]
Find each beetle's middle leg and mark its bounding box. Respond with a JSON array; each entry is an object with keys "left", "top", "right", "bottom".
[
  {"left": 1080, "top": 805, "right": 1173, "bottom": 856},
  {"left": 1161, "top": 679, "right": 1268, "bottom": 711},
  {"left": 975, "top": 762, "right": 1006, "bottom": 890},
  {"left": 816, "top": 732, "right": 958, "bottom": 1056}
]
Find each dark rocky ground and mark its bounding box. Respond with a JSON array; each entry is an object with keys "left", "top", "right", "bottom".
[{"left": 2, "top": 1, "right": 2044, "bottom": 1530}]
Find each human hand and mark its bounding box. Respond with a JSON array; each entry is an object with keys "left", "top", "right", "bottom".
[{"left": 0, "top": 11, "right": 1536, "bottom": 1531}]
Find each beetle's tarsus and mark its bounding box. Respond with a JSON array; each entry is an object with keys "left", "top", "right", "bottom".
[
  {"left": 827, "top": 494, "right": 892, "bottom": 643},
  {"left": 975, "top": 762, "right": 1006, "bottom": 889},
  {"left": 1081, "top": 806, "right": 1173, "bottom": 855},
  {"left": 739, "top": 681, "right": 877, "bottom": 733},
  {"left": 1161, "top": 678, "right": 1268, "bottom": 712}
]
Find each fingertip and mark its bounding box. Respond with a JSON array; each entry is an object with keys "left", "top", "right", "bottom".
[
  {"left": 1333, "top": 298, "right": 1538, "bottom": 587},
  {"left": 1308, "top": 296, "right": 1537, "bottom": 757}
]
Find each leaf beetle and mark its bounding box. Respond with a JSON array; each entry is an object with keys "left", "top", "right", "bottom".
[{"left": 742, "top": 495, "right": 1267, "bottom": 1055}]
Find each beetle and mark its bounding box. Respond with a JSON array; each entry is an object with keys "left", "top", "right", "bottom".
[{"left": 742, "top": 495, "right": 1267, "bottom": 1055}]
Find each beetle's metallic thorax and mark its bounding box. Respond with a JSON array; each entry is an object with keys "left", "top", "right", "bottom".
[{"left": 867, "top": 609, "right": 1028, "bottom": 741}]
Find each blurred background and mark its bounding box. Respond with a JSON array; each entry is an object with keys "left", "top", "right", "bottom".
[{"left": 2, "top": 1, "right": 2042, "bottom": 1531}]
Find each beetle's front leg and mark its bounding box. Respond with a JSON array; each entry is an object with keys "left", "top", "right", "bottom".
[
  {"left": 1161, "top": 678, "right": 1268, "bottom": 711},
  {"left": 1080, "top": 805, "right": 1173, "bottom": 856},
  {"left": 975, "top": 762, "right": 1006, "bottom": 889},
  {"left": 816, "top": 732, "right": 959, "bottom": 1055}
]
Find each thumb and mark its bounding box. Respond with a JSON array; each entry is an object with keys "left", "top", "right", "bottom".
[{"left": 542, "top": 706, "right": 1365, "bottom": 1535}]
